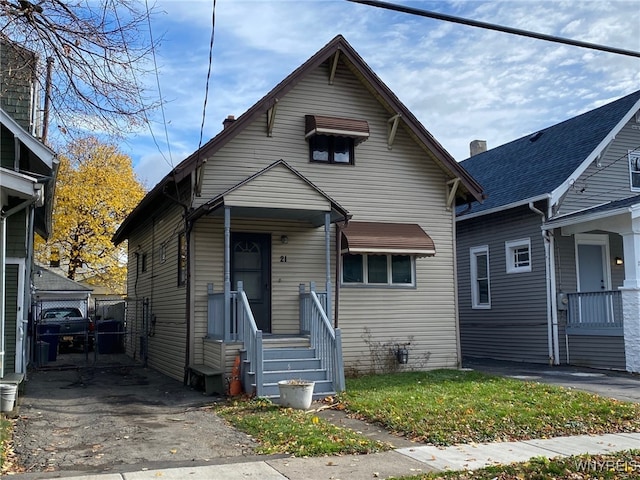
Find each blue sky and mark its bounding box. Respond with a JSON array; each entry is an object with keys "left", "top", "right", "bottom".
[{"left": 124, "top": 0, "right": 640, "bottom": 189}]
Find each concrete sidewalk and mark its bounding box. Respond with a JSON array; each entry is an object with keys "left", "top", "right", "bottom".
[{"left": 10, "top": 432, "right": 640, "bottom": 480}]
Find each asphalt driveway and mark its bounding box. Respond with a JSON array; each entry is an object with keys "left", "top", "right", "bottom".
[{"left": 10, "top": 358, "right": 259, "bottom": 477}]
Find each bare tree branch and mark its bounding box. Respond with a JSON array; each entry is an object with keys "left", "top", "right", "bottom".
[{"left": 1, "top": 0, "right": 161, "bottom": 140}]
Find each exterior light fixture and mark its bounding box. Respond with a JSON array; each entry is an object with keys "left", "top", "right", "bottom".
[
  {"left": 615, "top": 257, "right": 623, "bottom": 265},
  {"left": 280, "top": 235, "right": 289, "bottom": 244}
]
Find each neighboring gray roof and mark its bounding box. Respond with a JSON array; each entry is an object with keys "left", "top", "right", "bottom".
[
  {"left": 33, "top": 267, "right": 92, "bottom": 292},
  {"left": 458, "top": 90, "right": 640, "bottom": 217}
]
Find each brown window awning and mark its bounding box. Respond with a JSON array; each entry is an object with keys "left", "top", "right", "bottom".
[
  {"left": 305, "top": 115, "right": 369, "bottom": 144},
  {"left": 340, "top": 222, "right": 436, "bottom": 257}
]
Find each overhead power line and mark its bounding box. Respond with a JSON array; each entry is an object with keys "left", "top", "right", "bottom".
[{"left": 348, "top": 0, "right": 640, "bottom": 58}]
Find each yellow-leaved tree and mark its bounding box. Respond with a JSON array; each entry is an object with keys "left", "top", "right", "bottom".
[{"left": 35, "top": 136, "right": 146, "bottom": 293}]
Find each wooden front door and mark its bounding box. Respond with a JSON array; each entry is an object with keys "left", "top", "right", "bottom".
[{"left": 231, "top": 233, "right": 272, "bottom": 332}]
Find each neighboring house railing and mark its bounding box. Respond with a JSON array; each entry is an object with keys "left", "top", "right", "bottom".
[
  {"left": 566, "top": 290, "right": 623, "bottom": 336},
  {"left": 299, "top": 282, "right": 345, "bottom": 392}
]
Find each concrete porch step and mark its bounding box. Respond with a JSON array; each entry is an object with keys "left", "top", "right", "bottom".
[{"left": 258, "top": 379, "right": 336, "bottom": 400}]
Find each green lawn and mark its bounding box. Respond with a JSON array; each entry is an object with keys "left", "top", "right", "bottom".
[
  {"left": 216, "top": 369, "right": 640, "bottom": 459},
  {"left": 340, "top": 370, "right": 640, "bottom": 445}
]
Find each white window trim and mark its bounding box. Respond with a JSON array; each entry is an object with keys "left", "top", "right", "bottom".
[
  {"left": 505, "top": 238, "right": 532, "bottom": 274},
  {"left": 470, "top": 245, "right": 490, "bottom": 309},
  {"left": 341, "top": 253, "right": 416, "bottom": 287},
  {"left": 629, "top": 149, "right": 640, "bottom": 192}
]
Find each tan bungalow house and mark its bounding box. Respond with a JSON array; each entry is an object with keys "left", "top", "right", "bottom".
[{"left": 113, "top": 35, "right": 484, "bottom": 398}]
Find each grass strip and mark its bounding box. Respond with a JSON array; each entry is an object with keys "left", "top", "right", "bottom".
[
  {"left": 397, "top": 450, "right": 640, "bottom": 479},
  {"left": 215, "top": 397, "right": 391, "bottom": 456}
]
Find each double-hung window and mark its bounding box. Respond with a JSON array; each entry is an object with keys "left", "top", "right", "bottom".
[
  {"left": 629, "top": 150, "right": 640, "bottom": 191},
  {"left": 505, "top": 238, "right": 531, "bottom": 274},
  {"left": 470, "top": 245, "right": 490, "bottom": 309},
  {"left": 342, "top": 253, "right": 414, "bottom": 286}
]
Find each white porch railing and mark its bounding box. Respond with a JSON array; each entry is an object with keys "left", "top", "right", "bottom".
[
  {"left": 566, "top": 290, "right": 623, "bottom": 336},
  {"left": 299, "top": 282, "right": 345, "bottom": 392}
]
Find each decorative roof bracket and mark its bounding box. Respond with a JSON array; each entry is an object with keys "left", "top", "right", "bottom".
[
  {"left": 446, "top": 178, "right": 460, "bottom": 210},
  {"left": 329, "top": 51, "right": 340, "bottom": 85},
  {"left": 387, "top": 114, "right": 401, "bottom": 149},
  {"left": 267, "top": 99, "right": 279, "bottom": 137}
]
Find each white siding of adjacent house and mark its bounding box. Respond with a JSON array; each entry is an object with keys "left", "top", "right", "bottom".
[
  {"left": 190, "top": 58, "right": 460, "bottom": 373},
  {"left": 558, "top": 118, "right": 640, "bottom": 215},
  {"left": 125, "top": 199, "right": 188, "bottom": 382}
]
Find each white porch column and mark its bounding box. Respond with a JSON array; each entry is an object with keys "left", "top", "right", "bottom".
[{"left": 620, "top": 218, "right": 640, "bottom": 373}]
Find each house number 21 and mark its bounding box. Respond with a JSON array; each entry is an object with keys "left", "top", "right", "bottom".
[{"left": 280, "top": 256, "right": 287, "bottom": 262}]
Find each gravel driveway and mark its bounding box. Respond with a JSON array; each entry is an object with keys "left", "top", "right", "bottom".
[{"left": 11, "top": 360, "right": 258, "bottom": 476}]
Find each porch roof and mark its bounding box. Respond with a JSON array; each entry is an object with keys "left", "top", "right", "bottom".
[
  {"left": 340, "top": 221, "right": 436, "bottom": 257},
  {"left": 189, "top": 160, "right": 350, "bottom": 227},
  {"left": 543, "top": 194, "right": 640, "bottom": 231}
]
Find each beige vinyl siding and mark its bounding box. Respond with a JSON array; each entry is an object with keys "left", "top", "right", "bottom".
[
  {"left": 192, "top": 57, "right": 459, "bottom": 373},
  {"left": 126, "top": 199, "right": 188, "bottom": 381},
  {"left": 558, "top": 119, "right": 640, "bottom": 215},
  {"left": 225, "top": 164, "right": 330, "bottom": 211}
]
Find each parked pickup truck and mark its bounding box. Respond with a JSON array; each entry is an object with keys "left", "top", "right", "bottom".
[{"left": 39, "top": 307, "right": 94, "bottom": 351}]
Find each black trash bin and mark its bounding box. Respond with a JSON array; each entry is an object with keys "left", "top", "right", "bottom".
[
  {"left": 96, "top": 320, "right": 123, "bottom": 354},
  {"left": 37, "top": 324, "right": 61, "bottom": 362}
]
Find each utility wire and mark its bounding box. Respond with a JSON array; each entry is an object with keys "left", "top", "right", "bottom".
[
  {"left": 112, "top": 0, "right": 173, "bottom": 171},
  {"left": 198, "top": 0, "right": 216, "bottom": 156},
  {"left": 348, "top": 0, "right": 640, "bottom": 58},
  {"left": 145, "top": 0, "right": 173, "bottom": 168}
]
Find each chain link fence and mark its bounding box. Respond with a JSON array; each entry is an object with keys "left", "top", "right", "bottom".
[{"left": 31, "top": 297, "right": 149, "bottom": 369}]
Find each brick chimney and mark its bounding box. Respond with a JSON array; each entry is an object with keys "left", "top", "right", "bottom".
[
  {"left": 222, "top": 115, "right": 236, "bottom": 129},
  {"left": 470, "top": 139, "right": 487, "bottom": 156}
]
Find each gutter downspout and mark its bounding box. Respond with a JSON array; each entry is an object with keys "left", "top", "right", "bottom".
[{"left": 529, "top": 201, "right": 559, "bottom": 365}]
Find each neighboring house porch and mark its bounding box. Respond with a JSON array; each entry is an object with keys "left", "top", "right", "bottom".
[{"left": 545, "top": 196, "right": 640, "bottom": 372}]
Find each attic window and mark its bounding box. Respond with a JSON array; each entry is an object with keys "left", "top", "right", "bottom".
[{"left": 305, "top": 115, "right": 369, "bottom": 165}]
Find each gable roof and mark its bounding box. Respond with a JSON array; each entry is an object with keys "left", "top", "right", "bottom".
[
  {"left": 458, "top": 90, "right": 640, "bottom": 218},
  {"left": 33, "top": 266, "right": 93, "bottom": 293},
  {"left": 114, "top": 35, "right": 484, "bottom": 245},
  {"left": 188, "top": 159, "right": 350, "bottom": 227}
]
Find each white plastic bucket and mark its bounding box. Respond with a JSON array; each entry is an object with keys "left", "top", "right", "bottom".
[{"left": 0, "top": 383, "right": 18, "bottom": 413}]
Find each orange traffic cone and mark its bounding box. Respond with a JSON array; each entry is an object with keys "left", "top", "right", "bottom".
[{"left": 229, "top": 354, "right": 242, "bottom": 396}]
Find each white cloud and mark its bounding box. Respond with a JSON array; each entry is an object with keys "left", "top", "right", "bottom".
[{"left": 127, "top": 0, "right": 640, "bottom": 186}]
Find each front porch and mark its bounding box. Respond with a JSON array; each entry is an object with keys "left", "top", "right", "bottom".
[
  {"left": 546, "top": 197, "right": 640, "bottom": 373},
  {"left": 203, "top": 281, "right": 345, "bottom": 398}
]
